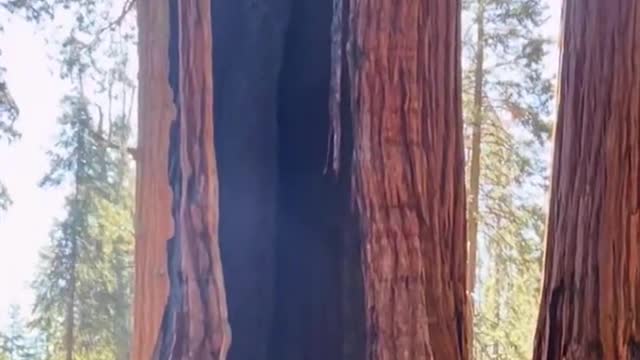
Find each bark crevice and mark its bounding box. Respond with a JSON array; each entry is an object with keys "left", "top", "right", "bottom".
[{"left": 153, "top": 0, "right": 230, "bottom": 357}]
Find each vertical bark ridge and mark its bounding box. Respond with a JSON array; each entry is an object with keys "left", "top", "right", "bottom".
[
  {"left": 132, "top": 0, "right": 173, "bottom": 358},
  {"left": 152, "top": 0, "right": 231, "bottom": 358},
  {"left": 328, "top": 0, "right": 343, "bottom": 174},
  {"left": 533, "top": 1, "right": 640, "bottom": 359},
  {"left": 345, "top": 0, "right": 468, "bottom": 358}
]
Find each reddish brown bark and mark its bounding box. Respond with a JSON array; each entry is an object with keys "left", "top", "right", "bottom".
[
  {"left": 134, "top": 0, "right": 230, "bottom": 359},
  {"left": 152, "top": 0, "right": 230, "bottom": 358},
  {"left": 533, "top": 1, "right": 640, "bottom": 359},
  {"left": 344, "top": 0, "right": 469, "bottom": 358},
  {"left": 131, "top": 0, "right": 173, "bottom": 358}
]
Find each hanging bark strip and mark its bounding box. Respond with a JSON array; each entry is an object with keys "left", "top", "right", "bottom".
[
  {"left": 343, "top": 0, "right": 469, "bottom": 358},
  {"left": 327, "top": 0, "right": 344, "bottom": 175},
  {"left": 152, "top": 0, "right": 231, "bottom": 358},
  {"left": 533, "top": 1, "right": 640, "bottom": 359}
]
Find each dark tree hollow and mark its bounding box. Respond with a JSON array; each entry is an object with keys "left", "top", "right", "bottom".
[{"left": 212, "top": 0, "right": 365, "bottom": 359}]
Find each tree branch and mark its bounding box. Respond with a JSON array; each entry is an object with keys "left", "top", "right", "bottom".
[{"left": 88, "top": 128, "right": 137, "bottom": 161}]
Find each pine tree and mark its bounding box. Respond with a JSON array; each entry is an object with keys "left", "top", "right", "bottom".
[
  {"left": 30, "top": 1, "right": 136, "bottom": 359},
  {"left": 0, "top": 305, "right": 41, "bottom": 360},
  {"left": 461, "top": 0, "right": 552, "bottom": 358}
]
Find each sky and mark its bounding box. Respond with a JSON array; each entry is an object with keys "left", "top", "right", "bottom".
[
  {"left": 0, "top": 18, "right": 67, "bottom": 326},
  {"left": 0, "top": 2, "right": 563, "bottom": 328}
]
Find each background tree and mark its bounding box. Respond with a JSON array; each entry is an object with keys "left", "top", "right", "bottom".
[
  {"left": 461, "top": 0, "right": 553, "bottom": 358},
  {"left": 0, "top": 305, "right": 42, "bottom": 360},
  {"left": 29, "top": 0, "right": 136, "bottom": 359},
  {"left": 534, "top": 1, "right": 640, "bottom": 358}
]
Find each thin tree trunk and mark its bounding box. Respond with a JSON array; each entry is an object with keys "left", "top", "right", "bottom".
[
  {"left": 467, "top": 0, "right": 484, "bottom": 310},
  {"left": 65, "top": 233, "right": 76, "bottom": 360},
  {"left": 533, "top": 1, "right": 640, "bottom": 359},
  {"left": 466, "top": 3, "right": 485, "bottom": 356},
  {"left": 343, "top": 0, "right": 469, "bottom": 358},
  {"left": 66, "top": 107, "right": 86, "bottom": 360},
  {"left": 490, "top": 229, "right": 502, "bottom": 359}
]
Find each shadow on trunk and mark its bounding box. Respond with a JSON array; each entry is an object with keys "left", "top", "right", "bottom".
[{"left": 212, "top": 0, "right": 365, "bottom": 359}]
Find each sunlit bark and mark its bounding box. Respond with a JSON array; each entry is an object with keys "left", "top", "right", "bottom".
[{"left": 534, "top": 1, "right": 640, "bottom": 359}]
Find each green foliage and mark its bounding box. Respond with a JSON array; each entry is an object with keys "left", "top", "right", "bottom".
[
  {"left": 0, "top": 63, "right": 19, "bottom": 145},
  {"left": 463, "top": 0, "right": 552, "bottom": 358},
  {"left": 27, "top": 0, "right": 136, "bottom": 359},
  {"left": 464, "top": 0, "right": 553, "bottom": 142},
  {"left": 0, "top": 305, "right": 44, "bottom": 360}
]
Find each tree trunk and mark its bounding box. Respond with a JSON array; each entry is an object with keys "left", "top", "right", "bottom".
[
  {"left": 134, "top": 0, "right": 230, "bottom": 358},
  {"left": 342, "top": 0, "right": 469, "bottom": 358},
  {"left": 65, "top": 231, "right": 76, "bottom": 360},
  {"left": 533, "top": 1, "right": 640, "bottom": 359},
  {"left": 467, "top": 0, "right": 484, "bottom": 311},
  {"left": 466, "top": 3, "right": 485, "bottom": 356},
  {"left": 152, "top": 0, "right": 230, "bottom": 357},
  {"left": 131, "top": 0, "right": 173, "bottom": 358},
  {"left": 135, "top": 0, "right": 470, "bottom": 359}
]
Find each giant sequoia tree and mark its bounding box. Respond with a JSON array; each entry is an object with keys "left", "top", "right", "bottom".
[
  {"left": 344, "top": 1, "right": 469, "bottom": 358},
  {"left": 533, "top": 1, "right": 640, "bottom": 359},
  {"left": 134, "top": 0, "right": 469, "bottom": 359}
]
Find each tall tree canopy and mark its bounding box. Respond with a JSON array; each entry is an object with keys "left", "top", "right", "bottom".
[
  {"left": 28, "top": 0, "right": 136, "bottom": 359},
  {"left": 461, "top": 0, "right": 553, "bottom": 358}
]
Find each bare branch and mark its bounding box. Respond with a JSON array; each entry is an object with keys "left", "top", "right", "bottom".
[{"left": 88, "top": 127, "right": 137, "bottom": 161}]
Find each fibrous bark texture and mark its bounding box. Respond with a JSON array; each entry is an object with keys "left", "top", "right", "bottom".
[
  {"left": 132, "top": 0, "right": 173, "bottom": 358},
  {"left": 343, "top": 0, "right": 469, "bottom": 358},
  {"left": 152, "top": 0, "right": 231, "bottom": 358},
  {"left": 533, "top": 1, "right": 640, "bottom": 359}
]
